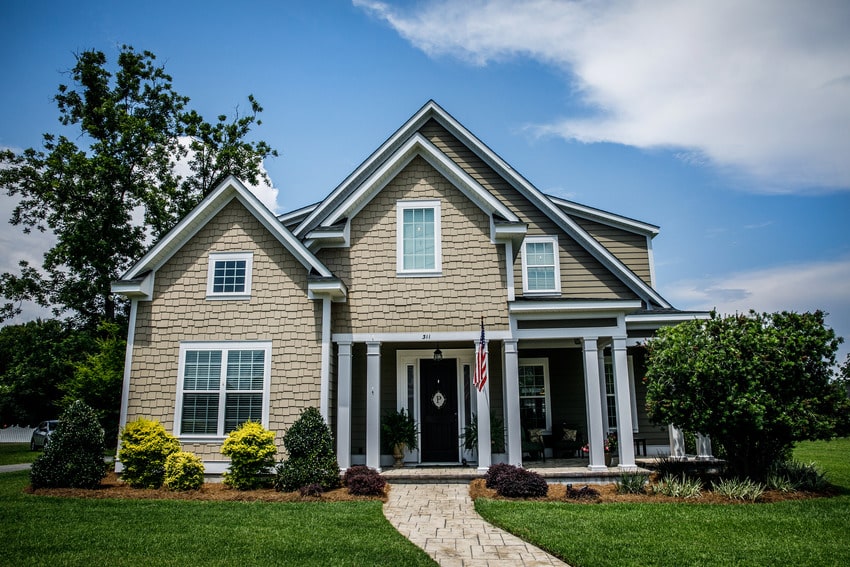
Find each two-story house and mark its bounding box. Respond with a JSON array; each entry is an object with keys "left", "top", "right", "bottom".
[{"left": 112, "top": 101, "right": 706, "bottom": 474}]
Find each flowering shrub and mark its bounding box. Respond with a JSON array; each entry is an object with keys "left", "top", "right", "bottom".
[
  {"left": 221, "top": 421, "right": 277, "bottom": 490},
  {"left": 484, "top": 462, "right": 517, "bottom": 489}
]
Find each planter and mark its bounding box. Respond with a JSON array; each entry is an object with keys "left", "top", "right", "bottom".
[
  {"left": 392, "top": 443, "right": 406, "bottom": 468},
  {"left": 604, "top": 452, "right": 613, "bottom": 467}
]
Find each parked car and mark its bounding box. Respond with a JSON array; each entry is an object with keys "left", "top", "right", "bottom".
[{"left": 30, "top": 420, "right": 58, "bottom": 451}]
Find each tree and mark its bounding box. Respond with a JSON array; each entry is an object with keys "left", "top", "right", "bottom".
[
  {"left": 645, "top": 310, "right": 850, "bottom": 481},
  {"left": 1, "top": 46, "right": 276, "bottom": 327},
  {"left": 61, "top": 321, "right": 126, "bottom": 447},
  {"left": 0, "top": 320, "right": 95, "bottom": 426}
]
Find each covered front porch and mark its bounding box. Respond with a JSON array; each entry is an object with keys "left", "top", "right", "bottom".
[{"left": 329, "top": 302, "right": 699, "bottom": 473}]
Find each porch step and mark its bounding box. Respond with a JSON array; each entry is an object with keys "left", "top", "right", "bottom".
[{"left": 380, "top": 461, "right": 653, "bottom": 485}]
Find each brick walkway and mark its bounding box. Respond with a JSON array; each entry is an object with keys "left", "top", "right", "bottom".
[{"left": 383, "top": 483, "right": 569, "bottom": 567}]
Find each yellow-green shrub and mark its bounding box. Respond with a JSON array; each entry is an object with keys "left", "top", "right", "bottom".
[
  {"left": 221, "top": 421, "right": 277, "bottom": 489},
  {"left": 164, "top": 451, "right": 205, "bottom": 491},
  {"left": 118, "top": 418, "right": 180, "bottom": 488}
]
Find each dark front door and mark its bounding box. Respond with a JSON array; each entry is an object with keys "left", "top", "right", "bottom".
[{"left": 419, "top": 358, "right": 459, "bottom": 462}]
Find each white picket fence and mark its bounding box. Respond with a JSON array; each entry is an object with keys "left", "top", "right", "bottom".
[{"left": 0, "top": 425, "right": 35, "bottom": 443}]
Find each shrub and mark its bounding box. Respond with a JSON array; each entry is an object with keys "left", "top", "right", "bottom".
[
  {"left": 565, "top": 484, "right": 601, "bottom": 501},
  {"left": 221, "top": 421, "right": 277, "bottom": 490},
  {"left": 299, "top": 483, "right": 324, "bottom": 497},
  {"left": 163, "top": 451, "right": 205, "bottom": 491},
  {"left": 651, "top": 474, "right": 703, "bottom": 499},
  {"left": 616, "top": 472, "right": 649, "bottom": 494},
  {"left": 769, "top": 460, "right": 830, "bottom": 492},
  {"left": 344, "top": 466, "right": 387, "bottom": 496},
  {"left": 711, "top": 477, "right": 765, "bottom": 502},
  {"left": 484, "top": 463, "right": 517, "bottom": 490},
  {"left": 275, "top": 407, "right": 341, "bottom": 492},
  {"left": 30, "top": 400, "right": 108, "bottom": 489},
  {"left": 491, "top": 465, "right": 548, "bottom": 498},
  {"left": 118, "top": 418, "right": 180, "bottom": 488}
]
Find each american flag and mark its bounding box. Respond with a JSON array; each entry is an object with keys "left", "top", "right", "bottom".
[{"left": 474, "top": 318, "right": 487, "bottom": 392}]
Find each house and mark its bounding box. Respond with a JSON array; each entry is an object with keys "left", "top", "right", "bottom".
[{"left": 112, "top": 100, "right": 708, "bottom": 474}]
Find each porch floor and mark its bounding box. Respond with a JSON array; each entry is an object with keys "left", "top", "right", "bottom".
[{"left": 381, "top": 457, "right": 655, "bottom": 484}]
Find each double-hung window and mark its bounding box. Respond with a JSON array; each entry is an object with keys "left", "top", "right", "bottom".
[
  {"left": 521, "top": 236, "right": 561, "bottom": 294},
  {"left": 206, "top": 252, "right": 253, "bottom": 299},
  {"left": 518, "top": 358, "right": 552, "bottom": 432},
  {"left": 397, "top": 200, "right": 442, "bottom": 276},
  {"left": 176, "top": 342, "right": 271, "bottom": 438}
]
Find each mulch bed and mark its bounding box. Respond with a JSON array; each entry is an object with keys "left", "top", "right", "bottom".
[
  {"left": 25, "top": 472, "right": 386, "bottom": 502},
  {"left": 468, "top": 478, "right": 827, "bottom": 504}
]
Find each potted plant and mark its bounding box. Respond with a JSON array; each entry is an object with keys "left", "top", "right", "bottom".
[
  {"left": 381, "top": 408, "right": 418, "bottom": 468},
  {"left": 460, "top": 413, "right": 506, "bottom": 458},
  {"left": 581, "top": 431, "right": 619, "bottom": 467}
]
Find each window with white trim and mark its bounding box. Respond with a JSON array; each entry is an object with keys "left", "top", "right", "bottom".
[
  {"left": 176, "top": 342, "right": 271, "bottom": 437},
  {"left": 603, "top": 356, "right": 617, "bottom": 431},
  {"left": 206, "top": 252, "right": 253, "bottom": 299},
  {"left": 521, "top": 236, "right": 561, "bottom": 294},
  {"left": 518, "top": 358, "right": 552, "bottom": 432},
  {"left": 397, "top": 200, "right": 442, "bottom": 275}
]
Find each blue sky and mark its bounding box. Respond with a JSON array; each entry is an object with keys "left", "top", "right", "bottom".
[{"left": 1, "top": 1, "right": 849, "bottom": 362}]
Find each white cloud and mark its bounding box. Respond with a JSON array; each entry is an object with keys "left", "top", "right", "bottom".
[
  {"left": 356, "top": 0, "right": 850, "bottom": 191},
  {"left": 662, "top": 258, "right": 850, "bottom": 362}
]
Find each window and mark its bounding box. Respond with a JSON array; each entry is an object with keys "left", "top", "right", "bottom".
[
  {"left": 604, "top": 356, "right": 617, "bottom": 431},
  {"left": 176, "top": 342, "right": 271, "bottom": 438},
  {"left": 397, "top": 200, "right": 442, "bottom": 275},
  {"left": 518, "top": 358, "right": 551, "bottom": 432},
  {"left": 522, "top": 236, "right": 561, "bottom": 294},
  {"left": 206, "top": 252, "right": 253, "bottom": 299}
]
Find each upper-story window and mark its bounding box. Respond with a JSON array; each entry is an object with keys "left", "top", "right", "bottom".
[
  {"left": 206, "top": 252, "right": 253, "bottom": 299},
  {"left": 521, "top": 236, "right": 561, "bottom": 294},
  {"left": 397, "top": 200, "right": 442, "bottom": 276}
]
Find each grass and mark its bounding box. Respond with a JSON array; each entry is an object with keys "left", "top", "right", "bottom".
[
  {"left": 475, "top": 437, "right": 850, "bottom": 567},
  {"left": 0, "top": 470, "right": 435, "bottom": 566},
  {"left": 0, "top": 443, "right": 39, "bottom": 465}
]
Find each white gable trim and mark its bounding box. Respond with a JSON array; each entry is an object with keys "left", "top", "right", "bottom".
[
  {"left": 118, "top": 176, "right": 337, "bottom": 287},
  {"left": 295, "top": 101, "right": 671, "bottom": 308},
  {"left": 319, "top": 133, "right": 519, "bottom": 235},
  {"left": 548, "top": 196, "right": 660, "bottom": 237}
]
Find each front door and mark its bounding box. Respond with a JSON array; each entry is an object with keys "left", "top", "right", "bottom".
[{"left": 419, "top": 358, "right": 459, "bottom": 462}]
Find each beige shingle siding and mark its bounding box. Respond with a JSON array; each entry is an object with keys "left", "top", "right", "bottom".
[
  {"left": 422, "top": 119, "right": 639, "bottom": 300},
  {"left": 319, "top": 155, "right": 509, "bottom": 333},
  {"left": 573, "top": 217, "right": 653, "bottom": 286},
  {"left": 127, "top": 199, "right": 323, "bottom": 456}
]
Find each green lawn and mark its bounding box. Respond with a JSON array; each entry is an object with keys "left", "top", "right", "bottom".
[
  {"left": 0, "top": 470, "right": 435, "bottom": 566},
  {"left": 0, "top": 443, "right": 39, "bottom": 465},
  {"left": 475, "top": 437, "right": 850, "bottom": 567}
]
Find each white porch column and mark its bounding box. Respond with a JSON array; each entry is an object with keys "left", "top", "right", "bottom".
[
  {"left": 612, "top": 337, "right": 637, "bottom": 470},
  {"left": 366, "top": 341, "right": 382, "bottom": 471},
  {"left": 319, "top": 297, "right": 332, "bottom": 422},
  {"left": 476, "top": 337, "right": 492, "bottom": 472},
  {"left": 503, "top": 339, "right": 522, "bottom": 467},
  {"left": 583, "top": 338, "right": 607, "bottom": 471},
  {"left": 696, "top": 433, "right": 713, "bottom": 460},
  {"left": 336, "top": 341, "right": 353, "bottom": 470},
  {"left": 669, "top": 424, "right": 686, "bottom": 459}
]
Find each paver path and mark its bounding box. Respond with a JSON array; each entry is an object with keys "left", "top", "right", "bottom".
[{"left": 383, "top": 483, "right": 569, "bottom": 567}]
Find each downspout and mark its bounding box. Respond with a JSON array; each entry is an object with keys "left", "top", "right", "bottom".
[{"left": 320, "top": 295, "right": 332, "bottom": 422}]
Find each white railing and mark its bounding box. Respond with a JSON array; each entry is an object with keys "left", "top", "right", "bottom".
[{"left": 0, "top": 425, "right": 35, "bottom": 443}]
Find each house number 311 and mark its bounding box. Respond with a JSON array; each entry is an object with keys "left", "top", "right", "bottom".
[{"left": 422, "top": 334, "right": 431, "bottom": 340}]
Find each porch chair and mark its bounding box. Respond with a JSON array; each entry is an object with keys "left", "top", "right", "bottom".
[
  {"left": 522, "top": 427, "right": 546, "bottom": 461},
  {"left": 553, "top": 422, "right": 584, "bottom": 458}
]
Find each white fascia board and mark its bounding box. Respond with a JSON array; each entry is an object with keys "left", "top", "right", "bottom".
[
  {"left": 110, "top": 272, "right": 154, "bottom": 299},
  {"left": 332, "top": 329, "right": 514, "bottom": 344},
  {"left": 321, "top": 133, "right": 518, "bottom": 230},
  {"left": 510, "top": 300, "right": 643, "bottom": 316},
  {"left": 123, "top": 176, "right": 334, "bottom": 280},
  {"left": 625, "top": 312, "right": 711, "bottom": 330},
  {"left": 430, "top": 105, "right": 672, "bottom": 309},
  {"left": 548, "top": 196, "right": 660, "bottom": 237},
  {"left": 295, "top": 102, "right": 440, "bottom": 238},
  {"left": 307, "top": 278, "right": 348, "bottom": 301}
]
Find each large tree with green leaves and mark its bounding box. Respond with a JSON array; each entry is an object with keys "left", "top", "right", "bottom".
[
  {"left": 0, "top": 46, "right": 276, "bottom": 326},
  {"left": 645, "top": 310, "right": 850, "bottom": 480}
]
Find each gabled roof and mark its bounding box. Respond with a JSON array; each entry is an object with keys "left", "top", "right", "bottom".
[
  {"left": 296, "top": 100, "right": 671, "bottom": 309},
  {"left": 548, "top": 196, "right": 660, "bottom": 238},
  {"left": 113, "top": 176, "right": 345, "bottom": 300}
]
